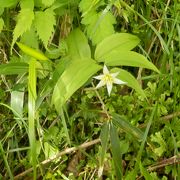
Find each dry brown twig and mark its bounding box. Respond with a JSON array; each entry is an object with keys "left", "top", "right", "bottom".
[{"left": 14, "top": 139, "right": 100, "bottom": 179}]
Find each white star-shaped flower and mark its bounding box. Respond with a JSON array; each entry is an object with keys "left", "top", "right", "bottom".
[{"left": 93, "top": 65, "right": 127, "bottom": 96}]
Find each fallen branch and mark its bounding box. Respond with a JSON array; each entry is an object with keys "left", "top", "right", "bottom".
[{"left": 14, "top": 138, "right": 101, "bottom": 179}]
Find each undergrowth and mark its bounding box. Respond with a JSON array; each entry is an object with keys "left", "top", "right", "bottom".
[{"left": 0, "top": 0, "right": 180, "bottom": 179}]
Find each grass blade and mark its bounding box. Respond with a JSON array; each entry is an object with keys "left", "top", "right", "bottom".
[
  {"left": 110, "top": 122, "right": 123, "bottom": 179},
  {"left": 28, "top": 58, "right": 37, "bottom": 179}
]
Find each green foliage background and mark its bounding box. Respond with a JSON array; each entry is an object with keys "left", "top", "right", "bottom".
[{"left": 0, "top": 0, "right": 180, "bottom": 179}]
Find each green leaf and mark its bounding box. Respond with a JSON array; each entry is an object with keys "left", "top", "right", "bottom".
[
  {"left": 82, "top": 11, "right": 116, "bottom": 45},
  {"left": 0, "top": 18, "right": 4, "bottom": 33},
  {"left": 66, "top": 28, "right": 91, "bottom": 59},
  {"left": 0, "top": 0, "right": 17, "bottom": 8},
  {"left": 20, "top": 27, "right": 39, "bottom": 49},
  {"left": 0, "top": 62, "right": 28, "bottom": 75},
  {"left": 95, "top": 33, "right": 140, "bottom": 60},
  {"left": 99, "top": 122, "right": 110, "bottom": 177},
  {"left": 12, "top": 6, "right": 34, "bottom": 50},
  {"left": 17, "top": 42, "right": 49, "bottom": 61},
  {"left": 42, "top": 0, "right": 55, "bottom": 7},
  {"left": 111, "top": 68, "right": 146, "bottom": 98},
  {"left": 112, "top": 113, "right": 144, "bottom": 140},
  {"left": 52, "top": 58, "right": 101, "bottom": 111},
  {"left": 151, "top": 132, "right": 167, "bottom": 157},
  {"left": 20, "top": 0, "right": 34, "bottom": 10},
  {"left": 11, "top": 89, "right": 24, "bottom": 118},
  {"left": 34, "top": 8, "right": 56, "bottom": 48},
  {"left": 139, "top": 162, "right": 153, "bottom": 180},
  {"left": 28, "top": 58, "right": 37, "bottom": 179},
  {"left": 101, "top": 51, "right": 160, "bottom": 73},
  {"left": 110, "top": 122, "right": 122, "bottom": 179}
]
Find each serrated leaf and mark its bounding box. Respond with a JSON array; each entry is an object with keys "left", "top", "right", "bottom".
[
  {"left": 0, "top": 0, "right": 17, "bottom": 8},
  {"left": 52, "top": 58, "right": 101, "bottom": 111},
  {"left": 0, "top": 18, "right": 4, "bottom": 32},
  {"left": 111, "top": 68, "right": 146, "bottom": 98},
  {"left": 20, "top": 0, "right": 34, "bottom": 10},
  {"left": 79, "top": 0, "right": 103, "bottom": 16},
  {"left": 12, "top": 8, "right": 34, "bottom": 50},
  {"left": 34, "top": 8, "right": 56, "bottom": 48},
  {"left": 95, "top": 33, "right": 140, "bottom": 60},
  {"left": 0, "top": 62, "right": 28, "bottom": 75},
  {"left": 66, "top": 28, "right": 91, "bottom": 59},
  {"left": 42, "top": 0, "right": 55, "bottom": 7},
  {"left": 101, "top": 51, "right": 160, "bottom": 73},
  {"left": 82, "top": 11, "right": 116, "bottom": 45}
]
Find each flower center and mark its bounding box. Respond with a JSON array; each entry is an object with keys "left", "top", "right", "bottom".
[{"left": 103, "top": 74, "right": 113, "bottom": 83}]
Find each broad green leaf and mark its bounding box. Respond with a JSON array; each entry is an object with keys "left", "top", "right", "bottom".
[
  {"left": 52, "top": 58, "right": 101, "bottom": 111},
  {"left": 11, "top": 0, "right": 34, "bottom": 50},
  {"left": 111, "top": 68, "right": 146, "bottom": 98},
  {"left": 0, "top": 18, "right": 4, "bottom": 33},
  {"left": 66, "top": 28, "right": 91, "bottom": 59},
  {"left": 0, "top": 62, "right": 28, "bottom": 75},
  {"left": 82, "top": 11, "right": 116, "bottom": 45},
  {"left": 99, "top": 122, "right": 110, "bottom": 177},
  {"left": 95, "top": 33, "right": 140, "bottom": 60},
  {"left": 110, "top": 122, "right": 122, "bottom": 179},
  {"left": 139, "top": 162, "right": 153, "bottom": 180},
  {"left": 0, "top": 0, "right": 17, "bottom": 8},
  {"left": 101, "top": 51, "right": 160, "bottom": 73},
  {"left": 112, "top": 113, "right": 144, "bottom": 140},
  {"left": 17, "top": 42, "right": 48, "bottom": 61},
  {"left": 42, "top": 0, "right": 55, "bottom": 7},
  {"left": 11, "top": 89, "right": 24, "bottom": 118},
  {"left": 34, "top": 8, "right": 56, "bottom": 48}
]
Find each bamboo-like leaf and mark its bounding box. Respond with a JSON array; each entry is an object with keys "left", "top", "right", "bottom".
[
  {"left": 28, "top": 58, "right": 37, "bottom": 179},
  {"left": 111, "top": 68, "right": 146, "bottom": 98},
  {"left": 110, "top": 122, "right": 122, "bottom": 179},
  {"left": 17, "top": 42, "right": 49, "bottom": 61},
  {"left": 112, "top": 113, "right": 144, "bottom": 141},
  {"left": 0, "top": 62, "right": 28, "bottom": 75},
  {"left": 95, "top": 33, "right": 140, "bottom": 60},
  {"left": 52, "top": 58, "right": 101, "bottom": 111},
  {"left": 99, "top": 51, "right": 160, "bottom": 73},
  {"left": 99, "top": 122, "right": 110, "bottom": 177},
  {"left": 66, "top": 28, "right": 91, "bottom": 59}
]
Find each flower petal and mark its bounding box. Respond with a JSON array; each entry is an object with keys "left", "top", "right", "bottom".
[
  {"left": 103, "top": 65, "right": 109, "bottom": 74},
  {"left": 106, "top": 82, "right": 113, "bottom": 96},
  {"left": 93, "top": 74, "right": 104, "bottom": 80},
  {"left": 113, "top": 78, "right": 127, "bottom": 85},
  {"left": 95, "top": 80, "right": 106, "bottom": 89}
]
